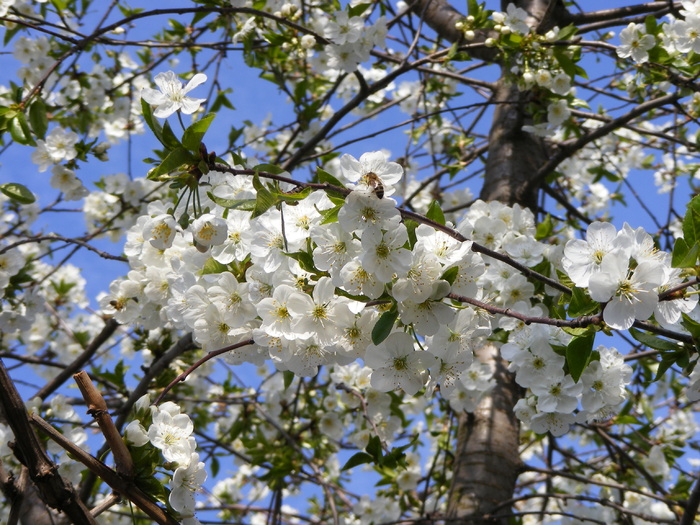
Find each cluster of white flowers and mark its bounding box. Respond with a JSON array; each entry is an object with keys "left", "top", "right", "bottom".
[
  {"left": 317, "top": 9, "right": 387, "bottom": 73},
  {"left": 31, "top": 127, "right": 79, "bottom": 172},
  {"left": 563, "top": 221, "right": 697, "bottom": 330},
  {"left": 13, "top": 35, "right": 54, "bottom": 89},
  {"left": 94, "top": 129, "right": 700, "bottom": 441},
  {"left": 615, "top": 1, "right": 700, "bottom": 65},
  {"left": 125, "top": 397, "right": 206, "bottom": 523},
  {"left": 492, "top": 3, "right": 531, "bottom": 35}
]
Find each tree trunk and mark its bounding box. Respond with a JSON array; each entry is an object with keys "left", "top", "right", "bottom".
[
  {"left": 409, "top": 1, "right": 566, "bottom": 522},
  {"left": 446, "top": 343, "right": 522, "bottom": 524}
]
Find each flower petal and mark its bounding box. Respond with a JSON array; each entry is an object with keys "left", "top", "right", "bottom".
[{"left": 183, "top": 73, "right": 207, "bottom": 94}]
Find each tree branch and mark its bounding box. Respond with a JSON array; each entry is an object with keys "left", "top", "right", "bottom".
[
  {"left": 0, "top": 359, "right": 97, "bottom": 525},
  {"left": 29, "top": 414, "right": 179, "bottom": 525}
]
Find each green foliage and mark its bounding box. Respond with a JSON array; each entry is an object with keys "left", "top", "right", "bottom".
[
  {"left": 182, "top": 113, "right": 216, "bottom": 152},
  {"left": 565, "top": 331, "right": 595, "bottom": 382},
  {"left": 372, "top": 306, "right": 399, "bottom": 345},
  {"left": 425, "top": 200, "right": 446, "bottom": 225},
  {"left": 568, "top": 287, "right": 600, "bottom": 317},
  {"left": 0, "top": 182, "right": 35, "bottom": 204},
  {"left": 672, "top": 194, "right": 700, "bottom": 268},
  {"left": 341, "top": 435, "right": 409, "bottom": 471}
]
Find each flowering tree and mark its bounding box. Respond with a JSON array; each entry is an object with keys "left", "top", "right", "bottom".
[{"left": 2, "top": 0, "right": 700, "bottom": 524}]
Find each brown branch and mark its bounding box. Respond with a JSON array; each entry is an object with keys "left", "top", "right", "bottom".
[
  {"left": 114, "top": 333, "right": 196, "bottom": 429},
  {"left": 529, "top": 92, "right": 682, "bottom": 195},
  {"left": 447, "top": 292, "right": 603, "bottom": 328},
  {"left": 680, "top": 473, "right": 700, "bottom": 525},
  {"left": 0, "top": 235, "right": 128, "bottom": 262},
  {"left": 29, "top": 414, "right": 179, "bottom": 525},
  {"left": 566, "top": 1, "right": 678, "bottom": 26},
  {"left": 153, "top": 339, "right": 255, "bottom": 405},
  {"left": 33, "top": 317, "right": 120, "bottom": 401},
  {"left": 73, "top": 371, "right": 134, "bottom": 479},
  {"left": 0, "top": 359, "right": 97, "bottom": 525}
]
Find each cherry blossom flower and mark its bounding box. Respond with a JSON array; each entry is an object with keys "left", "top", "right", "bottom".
[
  {"left": 257, "top": 284, "right": 311, "bottom": 340},
  {"left": 148, "top": 408, "right": 196, "bottom": 464},
  {"left": 143, "top": 213, "right": 178, "bottom": 250},
  {"left": 671, "top": 15, "right": 700, "bottom": 53},
  {"left": 124, "top": 420, "right": 150, "bottom": 447},
  {"left": 360, "top": 225, "right": 411, "bottom": 283},
  {"left": 579, "top": 347, "right": 632, "bottom": 415},
  {"left": 365, "top": 332, "right": 438, "bottom": 395},
  {"left": 190, "top": 213, "right": 227, "bottom": 249},
  {"left": 588, "top": 252, "right": 667, "bottom": 330},
  {"left": 169, "top": 452, "right": 207, "bottom": 513},
  {"left": 339, "top": 151, "right": 404, "bottom": 197},
  {"left": 311, "top": 223, "right": 362, "bottom": 286},
  {"left": 616, "top": 23, "right": 656, "bottom": 63},
  {"left": 529, "top": 410, "right": 576, "bottom": 437},
  {"left": 654, "top": 268, "right": 698, "bottom": 329},
  {"left": 141, "top": 71, "right": 207, "bottom": 118},
  {"left": 493, "top": 3, "right": 530, "bottom": 35},
  {"left": 338, "top": 189, "right": 401, "bottom": 236},
  {"left": 324, "top": 10, "right": 365, "bottom": 45},
  {"left": 547, "top": 99, "right": 571, "bottom": 127},
  {"left": 562, "top": 221, "right": 630, "bottom": 288},
  {"left": 287, "top": 277, "right": 354, "bottom": 346}
]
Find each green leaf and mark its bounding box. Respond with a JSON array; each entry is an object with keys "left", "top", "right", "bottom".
[
  {"left": 446, "top": 41, "right": 460, "bottom": 61},
  {"left": 201, "top": 257, "right": 228, "bottom": 275},
  {"left": 566, "top": 332, "right": 595, "bottom": 382},
  {"left": 206, "top": 192, "right": 256, "bottom": 211},
  {"left": 365, "top": 435, "right": 383, "bottom": 461},
  {"left": 654, "top": 350, "right": 688, "bottom": 381},
  {"left": 28, "top": 98, "right": 48, "bottom": 139},
  {"left": 681, "top": 313, "right": 700, "bottom": 344},
  {"left": 671, "top": 238, "right": 699, "bottom": 268},
  {"left": 161, "top": 120, "right": 182, "bottom": 150},
  {"left": 251, "top": 173, "right": 276, "bottom": 218},
  {"left": 425, "top": 200, "right": 445, "bottom": 225},
  {"left": 211, "top": 456, "right": 220, "bottom": 478},
  {"left": 682, "top": 195, "right": 700, "bottom": 247},
  {"left": 140, "top": 98, "right": 164, "bottom": 145},
  {"left": 535, "top": 214, "right": 553, "bottom": 241},
  {"left": 441, "top": 266, "right": 459, "bottom": 286},
  {"left": 317, "top": 167, "right": 346, "bottom": 188},
  {"left": 348, "top": 2, "right": 371, "bottom": 17},
  {"left": 372, "top": 307, "right": 398, "bottom": 345},
  {"left": 644, "top": 14, "right": 658, "bottom": 36},
  {"left": 284, "top": 251, "right": 316, "bottom": 273},
  {"left": 182, "top": 113, "right": 215, "bottom": 152},
  {"left": 9, "top": 114, "right": 35, "bottom": 146},
  {"left": 320, "top": 204, "right": 341, "bottom": 225},
  {"left": 148, "top": 147, "right": 195, "bottom": 179},
  {"left": 553, "top": 48, "right": 578, "bottom": 79},
  {"left": 0, "top": 182, "right": 35, "bottom": 204},
  {"left": 341, "top": 452, "right": 373, "bottom": 471},
  {"left": 629, "top": 327, "right": 684, "bottom": 352},
  {"left": 283, "top": 370, "right": 295, "bottom": 390},
  {"left": 568, "top": 287, "right": 600, "bottom": 317},
  {"left": 276, "top": 187, "right": 312, "bottom": 203},
  {"left": 382, "top": 446, "right": 408, "bottom": 470},
  {"left": 254, "top": 163, "right": 286, "bottom": 176},
  {"left": 555, "top": 25, "right": 578, "bottom": 41}
]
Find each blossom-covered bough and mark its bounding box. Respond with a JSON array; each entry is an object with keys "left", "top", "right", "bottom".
[{"left": 3, "top": 0, "right": 700, "bottom": 524}]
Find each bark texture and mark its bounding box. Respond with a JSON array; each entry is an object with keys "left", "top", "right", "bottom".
[
  {"left": 481, "top": 77, "right": 549, "bottom": 210},
  {"left": 446, "top": 343, "right": 522, "bottom": 524}
]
